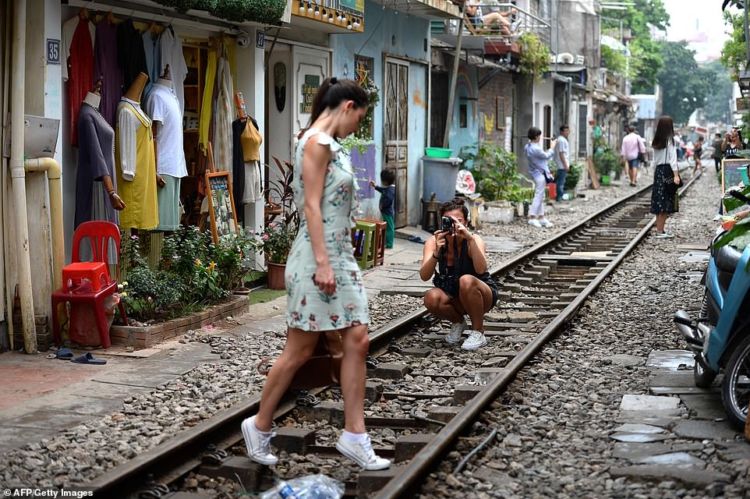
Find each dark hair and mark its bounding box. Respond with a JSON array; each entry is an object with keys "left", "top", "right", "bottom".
[
  {"left": 697, "top": 135, "right": 704, "bottom": 142},
  {"left": 627, "top": 125, "right": 636, "bottom": 133},
  {"left": 716, "top": 133, "right": 722, "bottom": 138},
  {"left": 380, "top": 168, "right": 395, "bottom": 186},
  {"left": 439, "top": 197, "right": 469, "bottom": 220},
  {"left": 528, "top": 127, "right": 542, "bottom": 140},
  {"left": 298, "top": 77, "right": 368, "bottom": 138},
  {"left": 651, "top": 115, "right": 675, "bottom": 149},
  {"left": 560, "top": 124, "right": 569, "bottom": 133}
]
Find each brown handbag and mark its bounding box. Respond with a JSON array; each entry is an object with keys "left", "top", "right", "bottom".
[{"left": 258, "top": 331, "right": 343, "bottom": 390}]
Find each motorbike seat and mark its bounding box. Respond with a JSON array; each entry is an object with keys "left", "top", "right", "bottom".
[{"left": 715, "top": 244, "right": 742, "bottom": 274}]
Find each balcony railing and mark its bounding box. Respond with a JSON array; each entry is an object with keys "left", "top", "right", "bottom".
[{"left": 432, "top": 3, "right": 551, "bottom": 48}]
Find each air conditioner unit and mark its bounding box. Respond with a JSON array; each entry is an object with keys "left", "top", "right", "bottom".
[{"left": 557, "top": 52, "right": 575, "bottom": 64}]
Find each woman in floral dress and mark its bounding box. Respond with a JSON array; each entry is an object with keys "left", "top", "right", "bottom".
[{"left": 241, "top": 78, "right": 391, "bottom": 471}]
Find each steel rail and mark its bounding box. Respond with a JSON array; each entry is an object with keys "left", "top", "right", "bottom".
[
  {"left": 87, "top": 175, "right": 695, "bottom": 498},
  {"left": 374, "top": 174, "right": 699, "bottom": 499}
]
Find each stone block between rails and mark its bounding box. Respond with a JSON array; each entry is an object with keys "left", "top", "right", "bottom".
[
  {"left": 427, "top": 406, "right": 462, "bottom": 423},
  {"left": 358, "top": 467, "right": 402, "bottom": 495},
  {"left": 454, "top": 385, "right": 483, "bottom": 404},
  {"left": 311, "top": 400, "right": 345, "bottom": 426},
  {"left": 370, "top": 362, "right": 410, "bottom": 380},
  {"left": 365, "top": 381, "right": 384, "bottom": 403},
  {"left": 395, "top": 433, "right": 434, "bottom": 462},
  {"left": 198, "top": 456, "right": 262, "bottom": 490},
  {"left": 475, "top": 368, "right": 508, "bottom": 385},
  {"left": 272, "top": 427, "right": 316, "bottom": 454},
  {"left": 402, "top": 347, "right": 432, "bottom": 358}
]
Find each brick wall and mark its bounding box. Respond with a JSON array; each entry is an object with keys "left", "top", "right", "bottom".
[{"left": 478, "top": 70, "right": 514, "bottom": 148}]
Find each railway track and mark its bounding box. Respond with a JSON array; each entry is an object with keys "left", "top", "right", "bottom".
[{"left": 88, "top": 175, "right": 698, "bottom": 499}]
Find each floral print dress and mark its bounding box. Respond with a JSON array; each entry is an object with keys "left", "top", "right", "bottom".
[{"left": 285, "top": 129, "right": 369, "bottom": 331}]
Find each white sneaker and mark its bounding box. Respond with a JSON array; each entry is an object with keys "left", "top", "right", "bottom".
[
  {"left": 461, "top": 330, "right": 488, "bottom": 350},
  {"left": 654, "top": 232, "right": 675, "bottom": 239},
  {"left": 528, "top": 219, "right": 542, "bottom": 228},
  {"left": 336, "top": 434, "right": 392, "bottom": 470},
  {"left": 539, "top": 218, "right": 554, "bottom": 228},
  {"left": 241, "top": 416, "right": 278, "bottom": 465},
  {"left": 445, "top": 319, "right": 467, "bottom": 344}
]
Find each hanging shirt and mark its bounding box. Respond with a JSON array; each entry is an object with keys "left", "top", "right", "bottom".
[
  {"left": 199, "top": 50, "right": 218, "bottom": 151},
  {"left": 61, "top": 15, "right": 94, "bottom": 82},
  {"left": 240, "top": 118, "right": 262, "bottom": 162},
  {"left": 64, "top": 17, "right": 95, "bottom": 146},
  {"left": 94, "top": 19, "right": 122, "bottom": 126},
  {"left": 145, "top": 82, "right": 187, "bottom": 178},
  {"left": 75, "top": 103, "right": 118, "bottom": 228},
  {"left": 159, "top": 27, "right": 188, "bottom": 116},
  {"left": 117, "top": 20, "right": 148, "bottom": 92},
  {"left": 213, "top": 56, "right": 235, "bottom": 174},
  {"left": 142, "top": 30, "right": 162, "bottom": 84},
  {"left": 116, "top": 98, "right": 159, "bottom": 230}
]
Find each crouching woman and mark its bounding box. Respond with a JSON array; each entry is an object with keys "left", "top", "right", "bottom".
[{"left": 419, "top": 198, "right": 499, "bottom": 351}]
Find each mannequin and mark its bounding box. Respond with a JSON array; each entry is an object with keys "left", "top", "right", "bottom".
[
  {"left": 75, "top": 79, "right": 125, "bottom": 229},
  {"left": 115, "top": 72, "right": 159, "bottom": 231},
  {"left": 232, "top": 92, "right": 262, "bottom": 226},
  {"left": 146, "top": 64, "right": 187, "bottom": 232}
]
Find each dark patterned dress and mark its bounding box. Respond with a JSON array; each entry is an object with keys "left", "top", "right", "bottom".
[
  {"left": 650, "top": 143, "right": 680, "bottom": 215},
  {"left": 285, "top": 129, "right": 369, "bottom": 332}
]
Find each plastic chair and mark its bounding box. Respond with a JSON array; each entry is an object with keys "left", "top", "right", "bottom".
[{"left": 51, "top": 221, "right": 127, "bottom": 348}]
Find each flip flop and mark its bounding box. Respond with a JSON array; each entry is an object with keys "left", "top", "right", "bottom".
[
  {"left": 70, "top": 352, "right": 106, "bottom": 365},
  {"left": 54, "top": 347, "right": 74, "bottom": 360}
]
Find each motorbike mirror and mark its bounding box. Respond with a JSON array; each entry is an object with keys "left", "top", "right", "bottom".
[{"left": 728, "top": 189, "right": 750, "bottom": 205}]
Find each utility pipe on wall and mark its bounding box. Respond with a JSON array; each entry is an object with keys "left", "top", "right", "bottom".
[
  {"left": 9, "top": 0, "right": 36, "bottom": 353},
  {"left": 24, "top": 158, "right": 63, "bottom": 293}
]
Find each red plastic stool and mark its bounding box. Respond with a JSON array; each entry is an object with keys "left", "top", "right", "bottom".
[{"left": 61, "top": 262, "right": 109, "bottom": 292}]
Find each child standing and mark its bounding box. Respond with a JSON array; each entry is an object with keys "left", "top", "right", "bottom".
[{"left": 370, "top": 169, "right": 396, "bottom": 248}]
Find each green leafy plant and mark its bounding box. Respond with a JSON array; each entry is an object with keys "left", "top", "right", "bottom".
[
  {"left": 258, "top": 220, "right": 297, "bottom": 264},
  {"left": 601, "top": 45, "right": 628, "bottom": 75},
  {"left": 152, "top": 0, "right": 286, "bottom": 24},
  {"left": 355, "top": 74, "right": 380, "bottom": 141},
  {"left": 565, "top": 163, "right": 583, "bottom": 191},
  {"left": 518, "top": 32, "right": 550, "bottom": 79},
  {"left": 340, "top": 135, "right": 375, "bottom": 155},
  {"left": 593, "top": 148, "right": 620, "bottom": 176},
  {"left": 460, "top": 143, "right": 521, "bottom": 202}
]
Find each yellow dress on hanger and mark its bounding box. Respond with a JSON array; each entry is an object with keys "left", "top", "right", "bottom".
[{"left": 116, "top": 101, "right": 159, "bottom": 230}]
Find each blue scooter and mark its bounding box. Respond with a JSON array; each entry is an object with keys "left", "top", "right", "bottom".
[{"left": 675, "top": 191, "right": 750, "bottom": 430}]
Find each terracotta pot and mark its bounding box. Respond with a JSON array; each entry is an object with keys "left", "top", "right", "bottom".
[{"left": 267, "top": 262, "right": 287, "bottom": 290}]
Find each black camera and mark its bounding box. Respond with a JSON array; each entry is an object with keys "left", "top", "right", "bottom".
[{"left": 441, "top": 216, "right": 454, "bottom": 232}]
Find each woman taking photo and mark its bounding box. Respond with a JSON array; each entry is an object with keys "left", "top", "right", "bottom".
[
  {"left": 241, "top": 78, "right": 390, "bottom": 471},
  {"left": 419, "top": 198, "right": 499, "bottom": 351},
  {"left": 650, "top": 115, "right": 681, "bottom": 239},
  {"left": 524, "top": 127, "right": 557, "bottom": 228}
]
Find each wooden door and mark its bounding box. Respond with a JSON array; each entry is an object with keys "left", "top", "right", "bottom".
[{"left": 384, "top": 58, "right": 409, "bottom": 228}]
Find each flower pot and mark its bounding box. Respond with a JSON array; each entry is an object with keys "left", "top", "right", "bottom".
[
  {"left": 601, "top": 175, "right": 611, "bottom": 186},
  {"left": 267, "top": 262, "right": 286, "bottom": 290}
]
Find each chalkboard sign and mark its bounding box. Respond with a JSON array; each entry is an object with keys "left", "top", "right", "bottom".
[
  {"left": 205, "top": 171, "right": 239, "bottom": 243},
  {"left": 721, "top": 158, "right": 750, "bottom": 194}
]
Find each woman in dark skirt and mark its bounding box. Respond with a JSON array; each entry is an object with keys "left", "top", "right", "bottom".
[{"left": 650, "top": 115, "right": 681, "bottom": 239}]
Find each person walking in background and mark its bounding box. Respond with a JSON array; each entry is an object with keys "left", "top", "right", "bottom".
[
  {"left": 711, "top": 132, "right": 724, "bottom": 172},
  {"left": 554, "top": 125, "right": 570, "bottom": 202},
  {"left": 692, "top": 135, "right": 704, "bottom": 177},
  {"left": 242, "top": 77, "right": 391, "bottom": 471},
  {"left": 524, "top": 127, "right": 557, "bottom": 228},
  {"left": 621, "top": 125, "right": 645, "bottom": 187},
  {"left": 650, "top": 115, "right": 681, "bottom": 239},
  {"left": 370, "top": 169, "right": 396, "bottom": 249}
]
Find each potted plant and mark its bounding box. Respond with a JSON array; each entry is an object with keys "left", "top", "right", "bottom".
[
  {"left": 263, "top": 157, "right": 300, "bottom": 290},
  {"left": 517, "top": 32, "right": 551, "bottom": 79},
  {"left": 564, "top": 163, "right": 582, "bottom": 198},
  {"left": 594, "top": 148, "right": 618, "bottom": 186}
]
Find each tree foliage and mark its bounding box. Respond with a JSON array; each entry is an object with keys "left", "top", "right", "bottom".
[
  {"left": 702, "top": 60, "right": 734, "bottom": 123},
  {"left": 656, "top": 41, "right": 710, "bottom": 125},
  {"left": 721, "top": 11, "right": 748, "bottom": 79},
  {"left": 602, "top": 0, "right": 670, "bottom": 94}
]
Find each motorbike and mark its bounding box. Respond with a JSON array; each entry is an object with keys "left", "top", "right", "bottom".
[{"left": 674, "top": 190, "right": 750, "bottom": 430}]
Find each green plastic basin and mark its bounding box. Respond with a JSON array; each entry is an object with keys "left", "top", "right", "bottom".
[{"left": 425, "top": 147, "right": 452, "bottom": 158}]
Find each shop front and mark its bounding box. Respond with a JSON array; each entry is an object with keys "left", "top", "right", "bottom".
[{"left": 1, "top": 0, "right": 284, "bottom": 351}]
